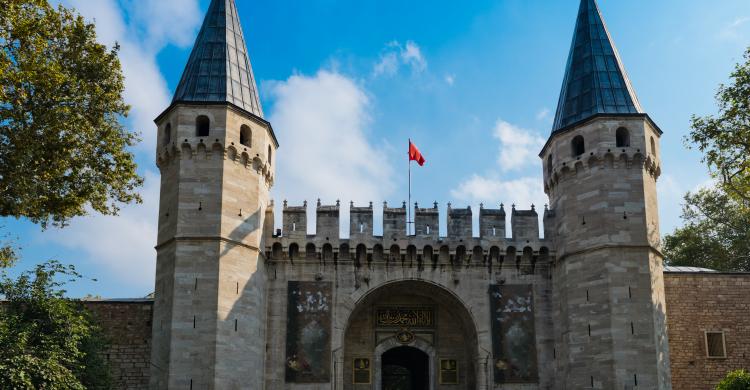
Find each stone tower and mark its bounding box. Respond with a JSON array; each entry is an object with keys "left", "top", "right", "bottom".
[
  {"left": 540, "top": 0, "right": 671, "bottom": 388},
  {"left": 150, "top": 0, "right": 277, "bottom": 388}
]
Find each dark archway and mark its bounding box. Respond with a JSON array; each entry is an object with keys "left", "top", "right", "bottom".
[
  {"left": 342, "top": 280, "right": 480, "bottom": 390},
  {"left": 382, "top": 346, "right": 429, "bottom": 390}
]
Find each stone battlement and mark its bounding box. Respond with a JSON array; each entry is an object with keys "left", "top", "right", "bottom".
[
  {"left": 266, "top": 200, "right": 553, "bottom": 267},
  {"left": 156, "top": 140, "right": 275, "bottom": 187}
]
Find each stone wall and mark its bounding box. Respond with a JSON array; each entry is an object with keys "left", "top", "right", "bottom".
[
  {"left": 84, "top": 300, "right": 153, "bottom": 389},
  {"left": 664, "top": 272, "right": 750, "bottom": 390}
]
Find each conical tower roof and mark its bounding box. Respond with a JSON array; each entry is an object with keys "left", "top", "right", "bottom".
[
  {"left": 172, "top": 0, "right": 264, "bottom": 118},
  {"left": 552, "top": 0, "right": 642, "bottom": 133}
]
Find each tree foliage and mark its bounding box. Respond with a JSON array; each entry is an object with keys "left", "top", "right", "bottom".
[
  {"left": 716, "top": 370, "right": 750, "bottom": 390},
  {"left": 663, "top": 187, "right": 750, "bottom": 272},
  {"left": 0, "top": 261, "right": 110, "bottom": 389},
  {"left": 0, "top": 0, "right": 142, "bottom": 228},
  {"left": 688, "top": 48, "right": 750, "bottom": 205}
]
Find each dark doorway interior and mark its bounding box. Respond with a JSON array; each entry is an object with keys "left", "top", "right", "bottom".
[{"left": 382, "top": 346, "right": 429, "bottom": 390}]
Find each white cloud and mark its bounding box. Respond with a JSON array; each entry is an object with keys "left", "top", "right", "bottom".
[
  {"left": 451, "top": 175, "right": 548, "bottom": 237},
  {"left": 65, "top": 0, "right": 202, "bottom": 151},
  {"left": 720, "top": 16, "right": 750, "bottom": 40},
  {"left": 445, "top": 74, "right": 455, "bottom": 86},
  {"left": 536, "top": 107, "right": 551, "bottom": 122},
  {"left": 122, "top": 0, "right": 202, "bottom": 49},
  {"left": 268, "top": 70, "right": 395, "bottom": 233},
  {"left": 43, "top": 171, "right": 160, "bottom": 295},
  {"left": 451, "top": 175, "right": 546, "bottom": 210},
  {"left": 37, "top": 0, "right": 203, "bottom": 294},
  {"left": 373, "top": 40, "right": 427, "bottom": 77},
  {"left": 449, "top": 119, "right": 548, "bottom": 236},
  {"left": 401, "top": 41, "right": 427, "bottom": 73},
  {"left": 373, "top": 52, "right": 400, "bottom": 77},
  {"left": 493, "top": 119, "right": 546, "bottom": 171}
]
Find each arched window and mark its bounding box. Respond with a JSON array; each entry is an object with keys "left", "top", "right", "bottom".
[
  {"left": 472, "top": 246, "right": 484, "bottom": 263},
  {"left": 389, "top": 244, "right": 400, "bottom": 263},
  {"left": 288, "top": 243, "right": 299, "bottom": 261},
  {"left": 373, "top": 244, "right": 384, "bottom": 262},
  {"left": 305, "top": 243, "right": 316, "bottom": 260},
  {"left": 163, "top": 123, "right": 172, "bottom": 146},
  {"left": 272, "top": 243, "right": 283, "bottom": 260},
  {"left": 339, "top": 243, "right": 350, "bottom": 260},
  {"left": 240, "top": 125, "right": 251, "bottom": 147},
  {"left": 571, "top": 135, "right": 585, "bottom": 157},
  {"left": 616, "top": 127, "right": 630, "bottom": 147},
  {"left": 650, "top": 136, "right": 656, "bottom": 155},
  {"left": 455, "top": 245, "right": 466, "bottom": 264},
  {"left": 196, "top": 115, "right": 210, "bottom": 137},
  {"left": 322, "top": 244, "right": 333, "bottom": 262},
  {"left": 267, "top": 145, "right": 272, "bottom": 165},
  {"left": 355, "top": 244, "right": 367, "bottom": 267}
]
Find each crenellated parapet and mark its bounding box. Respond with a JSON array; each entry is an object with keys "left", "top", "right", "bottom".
[
  {"left": 155, "top": 139, "right": 275, "bottom": 187},
  {"left": 544, "top": 149, "right": 661, "bottom": 194},
  {"left": 540, "top": 115, "right": 662, "bottom": 196},
  {"left": 266, "top": 200, "right": 553, "bottom": 272}
]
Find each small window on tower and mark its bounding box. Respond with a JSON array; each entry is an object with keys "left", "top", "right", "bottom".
[
  {"left": 547, "top": 154, "right": 553, "bottom": 174},
  {"left": 196, "top": 115, "right": 210, "bottom": 137},
  {"left": 240, "top": 125, "right": 252, "bottom": 147},
  {"left": 163, "top": 123, "right": 172, "bottom": 146},
  {"left": 705, "top": 331, "right": 727, "bottom": 358},
  {"left": 616, "top": 127, "right": 630, "bottom": 147},
  {"left": 650, "top": 136, "right": 656, "bottom": 155},
  {"left": 268, "top": 145, "right": 272, "bottom": 165},
  {"left": 571, "top": 135, "right": 585, "bottom": 157}
]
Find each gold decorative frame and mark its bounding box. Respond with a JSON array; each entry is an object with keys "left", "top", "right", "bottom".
[
  {"left": 439, "top": 358, "right": 459, "bottom": 385},
  {"left": 352, "top": 357, "right": 371, "bottom": 384}
]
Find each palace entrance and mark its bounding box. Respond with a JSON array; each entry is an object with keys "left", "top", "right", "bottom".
[
  {"left": 382, "top": 346, "right": 429, "bottom": 390},
  {"left": 342, "top": 281, "right": 480, "bottom": 390}
]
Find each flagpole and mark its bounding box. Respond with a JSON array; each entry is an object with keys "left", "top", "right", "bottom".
[{"left": 408, "top": 139, "right": 412, "bottom": 236}]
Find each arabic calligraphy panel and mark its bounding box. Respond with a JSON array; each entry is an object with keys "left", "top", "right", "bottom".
[{"left": 375, "top": 306, "right": 435, "bottom": 328}]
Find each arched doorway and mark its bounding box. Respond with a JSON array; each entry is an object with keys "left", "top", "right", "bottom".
[
  {"left": 382, "top": 346, "right": 429, "bottom": 390},
  {"left": 342, "top": 280, "right": 479, "bottom": 390}
]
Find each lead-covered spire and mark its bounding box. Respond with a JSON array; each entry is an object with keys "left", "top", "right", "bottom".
[
  {"left": 552, "top": 0, "right": 642, "bottom": 133},
  {"left": 172, "top": 0, "right": 264, "bottom": 117}
]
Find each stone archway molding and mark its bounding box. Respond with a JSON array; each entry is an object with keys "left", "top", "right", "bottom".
[{"left": 373, "top": 336, "right": 437, "bottom": 390}]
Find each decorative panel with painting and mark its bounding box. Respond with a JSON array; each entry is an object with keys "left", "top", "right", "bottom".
[
  {"left": 489, "top": 284, "right": 538, "bottom": 383},
  {"left": 285, "top": 281, "right": 332, "bottom": 383}
]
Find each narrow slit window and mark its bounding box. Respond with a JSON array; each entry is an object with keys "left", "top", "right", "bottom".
[
  {"left": 571, "top": 135, "right": 585, "bottom": 157},
  {"left": 164, "top": 123, "right": 172, "bottom": 146}
]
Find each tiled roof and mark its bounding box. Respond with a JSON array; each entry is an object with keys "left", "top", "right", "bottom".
[
  {"left": 552, "top": 0, "right": 642, "bottom": 133},
  {"left": 172, "top": 0, "right": 263, "bottom": 117}
]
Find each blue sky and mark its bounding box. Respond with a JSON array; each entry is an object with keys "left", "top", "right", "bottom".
[{"left": 3, "top": 0, "right": 749, "bottom": 298}]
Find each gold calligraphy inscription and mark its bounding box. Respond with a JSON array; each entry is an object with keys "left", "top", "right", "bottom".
[{"left": 375, "top": 307, "right": 434, "bottom": 328}]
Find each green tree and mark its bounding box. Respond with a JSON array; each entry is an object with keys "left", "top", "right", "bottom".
[
  {"left": 0, "top": 0, "right": 142, "bottom": 229},
  {"left": 716, "top": 370, "right": 750, "bottom": 390},
  {"left": 0, "top": 261, "right": 111, "bottom": 389},
  {"left": 688, "top": 48, "right": 750, "bottom": 205},
  {"left": 663, "top": 187, "right": 750, "bottom": 272}
]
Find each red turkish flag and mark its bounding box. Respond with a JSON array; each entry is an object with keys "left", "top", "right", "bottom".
[{"left": 408, "top": 140, "right": 426, "bottom": 166}]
